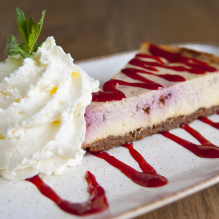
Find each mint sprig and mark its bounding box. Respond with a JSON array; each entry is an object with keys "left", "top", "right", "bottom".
[{"left": 6, "top": 8, "right": 46, "bottom": 58}]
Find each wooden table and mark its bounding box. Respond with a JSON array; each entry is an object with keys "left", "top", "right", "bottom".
[{"left": 1, "top": 0, "right": 219, "bottom": 218}]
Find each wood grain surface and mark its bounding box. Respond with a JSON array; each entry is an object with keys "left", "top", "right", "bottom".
[{"left": 1, "top": 0, "right": 219, "bottom": 218}]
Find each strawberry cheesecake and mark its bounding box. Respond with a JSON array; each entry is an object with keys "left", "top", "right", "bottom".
[{"left": 83, "top": 43, "right": 219, "bottom": 151}]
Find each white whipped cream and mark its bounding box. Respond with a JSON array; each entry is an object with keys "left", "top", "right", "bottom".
[{"left": 0, "top": 36, "right": 99, "bottom": 181}]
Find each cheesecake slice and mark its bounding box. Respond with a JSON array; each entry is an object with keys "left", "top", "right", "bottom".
[{"left": 83, "top": 43, "right": 219, "bottom": 152}]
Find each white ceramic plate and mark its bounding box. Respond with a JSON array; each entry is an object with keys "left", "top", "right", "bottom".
[{"left": 1, "top": 44, "right": 219, "bottom": 219}]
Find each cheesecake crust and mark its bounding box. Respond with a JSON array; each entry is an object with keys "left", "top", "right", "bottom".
[{"left": 85, "top": 105, "right": 219, "bottom": 152}]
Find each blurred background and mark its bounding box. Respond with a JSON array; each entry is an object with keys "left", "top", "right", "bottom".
[
  {"left": 1, "top": 0, "right": 219, "bottom": 219},
  {"left": 1, "top": 0, "right": 219, "bottom": 61}
]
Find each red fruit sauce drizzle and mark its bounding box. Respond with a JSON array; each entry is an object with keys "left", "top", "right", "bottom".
[
  {"left": 161, "top": 122, "right": 219, "bottom": 158},
  {"left": 26, "top": 171, "right": 108, "bottom": 216},
  {"left": 198, "top": 112, "right": 219, "bottom": 129},
  {"left": 90, "top": 143, "right": 168, "bottom": 187},
  {"left": 92, "top": 44, "right": 217, "bottom": 102}
]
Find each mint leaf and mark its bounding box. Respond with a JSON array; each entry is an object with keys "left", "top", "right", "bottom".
[
  {"left": 6, "top": 8, "right": 46, "bottom": 58},
  {"left": 16, "top": 8, "right": 32, "bottom": 50},
  {"left": 7, "top": 34, "right": 29, "bottom": 58},
  {"left": 19, "top": 43, "right": 28, "bottom": 52},
  {"left": 27, "top": 10, "right": 45, "bottom": 54}
]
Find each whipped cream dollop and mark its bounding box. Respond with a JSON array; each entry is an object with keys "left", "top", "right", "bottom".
[{"left": 0, "top": 36, "right": 99, "bottom": 181}]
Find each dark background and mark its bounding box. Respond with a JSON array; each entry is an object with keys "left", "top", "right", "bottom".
[
  {"left": 1, "top": 0, "right": 219, "bottom": 218},
  {"left": 1, "top": 0, "right": 219, "bottom": 61}
]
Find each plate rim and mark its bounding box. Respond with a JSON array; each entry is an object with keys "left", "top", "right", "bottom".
[{"left": 113, "top": 173, "right": 219, "bottom": 219}]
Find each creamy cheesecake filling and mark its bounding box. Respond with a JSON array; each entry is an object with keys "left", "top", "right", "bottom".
[
  {"left": 85, "top": 106, "right": 219, "bottom": 152},
  {"left": 84, "top": 73, "right": 219, "bottom": 145},
  {"left": 84, "top": 43, "right": 219, "bottom": 149}
]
